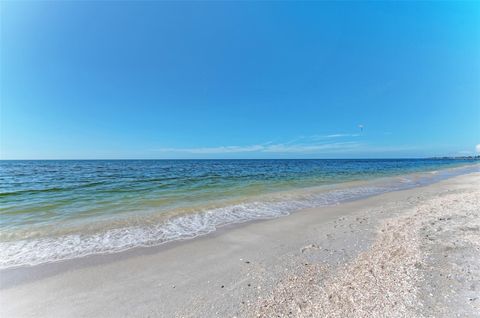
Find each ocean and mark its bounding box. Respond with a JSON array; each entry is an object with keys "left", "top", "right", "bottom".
[{"left": 0, "top": 159, "right": 478, "bottom": 269}]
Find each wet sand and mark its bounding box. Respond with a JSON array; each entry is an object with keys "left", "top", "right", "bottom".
[{"left": 1, "top": 173, "right": 479, "bottom": 317}]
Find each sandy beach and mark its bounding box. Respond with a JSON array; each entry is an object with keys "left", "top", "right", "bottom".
[
  {"left": 3, "top": 1, "right": 479, "bottom": 317},
  {"left": 1, "top": 172, "right": 479, "bottom": 318}
]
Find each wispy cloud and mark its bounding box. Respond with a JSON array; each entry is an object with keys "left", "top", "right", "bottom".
[
  {"left": 157, "top": 145, "right": 265, "bottom": 154},
  {"left": 154, "top": 134, "right": 363, "bottom": 155},
  {"left": 325, "top": 133, "right": 360, "bottom": 138},
  {"left": 155, "top": 142, "right": 362, "bottom": 154}
]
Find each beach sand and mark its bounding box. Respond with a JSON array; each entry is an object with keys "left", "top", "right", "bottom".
[{"left": 1, "top": 173, "right": 479, "bottom": 317}]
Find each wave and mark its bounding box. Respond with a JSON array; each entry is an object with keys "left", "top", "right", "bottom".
[
  {"left": 0, "top": 164, "right": 478, "bottom": 269},
  {"left": 0, "top": 181, "right": 108, "bottom": 198}
]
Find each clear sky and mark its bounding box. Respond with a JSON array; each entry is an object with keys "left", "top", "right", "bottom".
[{"left": 1, "top": 1, "right": 479, "bottom": 159}]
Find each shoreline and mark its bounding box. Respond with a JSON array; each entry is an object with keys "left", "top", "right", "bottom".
[
  {"left": 1, "top": 172, "right": 479, "bottom": 317},
  {"left": 1, "top": 164, "right": 478, "bottom": 282},
  {"left": 1, "top": 163, "right": 478, "bottom": 272}
]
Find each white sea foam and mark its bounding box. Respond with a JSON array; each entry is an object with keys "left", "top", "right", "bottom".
[{"left": 0, "top": 165, "right": 478, "bottom": 269}]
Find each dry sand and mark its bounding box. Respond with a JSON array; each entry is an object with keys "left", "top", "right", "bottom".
[{"left": 1, "top": 173, "right": 479, "bottom": 318}]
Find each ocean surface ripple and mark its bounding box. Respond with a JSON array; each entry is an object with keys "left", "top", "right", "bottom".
[{"left": 0, "top": 159, "right": 478, "bottom": 268}]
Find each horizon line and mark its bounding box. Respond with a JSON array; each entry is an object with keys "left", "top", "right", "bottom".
[{"left": 1, "top": 156, "right": 479, "bottom": 161}]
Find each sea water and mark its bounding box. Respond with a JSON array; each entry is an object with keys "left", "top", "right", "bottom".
[{"left": 0, "top": 159, "right": 478, "bottom": 268}]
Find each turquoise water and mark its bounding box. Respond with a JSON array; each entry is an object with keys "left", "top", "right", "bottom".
[{"left": 0, "top": 159, "right": 478, "bottom": 268}]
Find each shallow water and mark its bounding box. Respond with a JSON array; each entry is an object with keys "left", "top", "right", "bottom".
[{"left": 0, "top": 159, "right": 478, "bottom": 268}]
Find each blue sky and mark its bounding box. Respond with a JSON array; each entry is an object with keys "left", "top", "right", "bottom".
[{"left": 1, "top": 1, "right": 479, "bottom": 159}]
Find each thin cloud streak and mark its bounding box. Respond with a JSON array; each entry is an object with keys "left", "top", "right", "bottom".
[
  {"left": 325, "top": 133, "right": 360, "bottom": 138},
  {"left": 152, "top": 134, "right": 425, "bottom": 156},
  {"left": 153, "top": 133, "right": 366, "bottom": 155},
  {"left": 154, "top": 141, "right": 362, "bottom": 155}
]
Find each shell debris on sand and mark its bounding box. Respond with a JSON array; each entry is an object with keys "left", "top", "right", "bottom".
[
  {"left": 254, "top": 189, "right": 480, "bottom": 318},
  {"left": 301, "top": 244, "right": 320, "bottom": 253}
]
